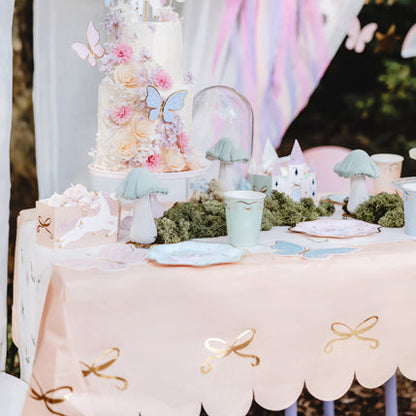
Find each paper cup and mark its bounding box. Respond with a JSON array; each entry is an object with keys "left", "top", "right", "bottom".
[
  {"left": 224, "top": 190, "right": 266, "bottom": 247},
  {"left": 371, "top": 154, "right": 404, "bottom": 194},
  {"left": 393, "top": 177, "right": 416, "bottom": 236},
  {"left": 248, "top": 174, "right": 273, "bottom": 196}
]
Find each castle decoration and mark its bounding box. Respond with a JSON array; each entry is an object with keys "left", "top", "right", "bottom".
[
  {"left": 272, "top": 140, "right": 317, "bottom": 202},
  {"left": 250, "top": 139, "right": 317, "bottom": 202}
]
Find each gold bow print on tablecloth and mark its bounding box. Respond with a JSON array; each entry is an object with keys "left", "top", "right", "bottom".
[
  {"left": 201, "top": 329, "right": 260, "bottom": 374},
  {"left": 30, "top": 375, "right": 73, "bottom": 416},
  {"left": 324, "top": 316, "right": 379, "bottom": 354},
  {"left": 80, "top": 348, "right": 128, "bottom": 391},
  {"left": 37, "top": 216, "right": 54, "bottom": 239}
]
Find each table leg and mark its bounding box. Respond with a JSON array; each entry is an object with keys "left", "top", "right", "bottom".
[
  {"left": 385, "top": 373, "right": 398, "bottom": 416},
  {"left": 285, "top": 401, "right": 297, "bottom": 416},
  {"left": 323, "top": 400, "right": 335, "bottom": 416}
]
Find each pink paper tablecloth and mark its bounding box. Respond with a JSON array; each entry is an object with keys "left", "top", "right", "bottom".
[{"left": 13, "top": 209, "right": 416, "bottom": 416}]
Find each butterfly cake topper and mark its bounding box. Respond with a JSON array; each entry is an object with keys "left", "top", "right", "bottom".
[
  {"left": 72, "top": 21, "right": 105, "bottom": 67},
  {"left": 146, "top": 85, "right": 187, "bottom": 123}
]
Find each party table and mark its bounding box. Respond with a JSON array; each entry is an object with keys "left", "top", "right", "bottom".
[{"left": 12, "top": 208, "right": 416, "bottom": 416}]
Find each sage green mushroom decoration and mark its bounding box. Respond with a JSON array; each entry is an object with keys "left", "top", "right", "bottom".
[
  {"left": 119, "top": 168, "right": 168, "bottom": 244},
  {"left": 206, "top": 137, "right": 249, "bottom": 191},
  {"left": 334, "top": 149, "right": 380, "bottom": 214}
]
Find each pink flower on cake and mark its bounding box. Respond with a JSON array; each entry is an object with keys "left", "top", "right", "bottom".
[
  {"left": 146, "top": 154, "right": 162, "bottom": 170},
  {"left": 131, "top": 117, "right": 156, "bottom": 142},
  {"left": 177, "top": 131, "right": 190, "bottom": 152},
  {"left": 163, "top": 146, "right": 187, "bottom": 172},
  {"left": 154, "top": 69, "right": 173, "bottom": 90},
  {"left": 112, "top": 105, "right": 133, "bottom": 125},
  {"left": 115, "top": 64, "right": 139, "bottom": 89},
  {"left": 186, "top": 149, "right": 203, "bottom": 171},
  {"left": 112, "top": 42, "right": 133, "bottom": 64},
  {"left": 115, "top": 135, "right": 139, "bottom": 160}
]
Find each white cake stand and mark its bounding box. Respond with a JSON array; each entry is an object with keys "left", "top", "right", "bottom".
[{"left": 89, "top": 163, "right": 211, "bottom": 201}]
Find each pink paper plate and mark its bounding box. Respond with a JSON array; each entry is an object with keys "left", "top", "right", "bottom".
[{"left": 289, "top": 218, "right": 381, "bottom": 238}]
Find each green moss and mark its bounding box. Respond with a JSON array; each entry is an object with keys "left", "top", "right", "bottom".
[
  {"left": 155, "top": 217, "right": 191, "bottom": 244},
  {"left": 317, "top": 200, "right": 336, "bottom": 217},
  {"left": 261, "top": 208, "right": 275, "bottom": 231},
  {"left": 354, "top": 193, "right": 404, "bottom": 227},
  {"left": 378, "top": 208, "right": 405, "bottom": 228},
  {"left": 155, "top": 189, "right": 336, "bottom": 244}
]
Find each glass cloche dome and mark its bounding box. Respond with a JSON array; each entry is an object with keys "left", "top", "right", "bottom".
[{"left": 192, "top": 86, "right": 254, "bottom": 183}]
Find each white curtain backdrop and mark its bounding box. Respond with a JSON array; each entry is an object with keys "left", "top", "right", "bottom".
[
  {"left": 0, "top": 0, "right": 15, "bottom": 371},
  {"left": 34, "top": 0, "right": 363, "bottom": 198},
  {"left": 34, "top": 0, "right": 107, "bottom": 198}
]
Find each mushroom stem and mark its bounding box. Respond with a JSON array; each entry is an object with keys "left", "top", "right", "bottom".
[
  {"left": 150, "top": 194, "right": 166, "bottom": 219},
  {"left": 130, "top": 195, "right": 157, "bottom": 244},
  {"left": 347, "top": 175, "right": 369, "bottom": 214},
  {"left": 219, "top": 161, "right": 235, "bottom": 191}
]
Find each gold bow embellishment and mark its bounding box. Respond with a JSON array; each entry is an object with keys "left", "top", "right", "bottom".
[
  {"left": 252, "top": 185, "right": 269, "bottom": 193},
  {"left": 80, "top": 348, "right": 128, "bottom": 391},
  {"left": 324, "top": 316, "right": 379, "bottom": 354},
  {"left": 201, "top": 329, "right": 260, "bottom": 374},
  {"left": 30, "top": 376, "right": 73, "bottom": 416},
  {"left": 37, "top": 216, "right": 54, "bottom": 239}
]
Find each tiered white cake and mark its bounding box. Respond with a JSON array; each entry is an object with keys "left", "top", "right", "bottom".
[{"left": 89, "top": 2, "right": 201, "bottom": 178}]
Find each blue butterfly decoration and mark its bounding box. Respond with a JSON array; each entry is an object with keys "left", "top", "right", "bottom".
[
  {"left": 104, "top": 0, "right": 114, "bottom": 6},
  {"left": 272, "top": 241, "right": 357, "bottom": 260},
  {"left": 146, "top": 85, "right": 187, "bottom": 123}
]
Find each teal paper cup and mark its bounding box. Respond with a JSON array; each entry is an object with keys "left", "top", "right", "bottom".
[
  {"left": 224, "top": 191, "right": 266, "bottom": 247},
  {"left": 393, "top": 177, "right": 416, "bottom": 236},
  {"left": 248, "top": 174, "right": 273, "bottom": 196}
]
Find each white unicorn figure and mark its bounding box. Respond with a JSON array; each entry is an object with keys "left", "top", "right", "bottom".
[{"left": 58, "top": 193, "right": 118, "bottom": 248}]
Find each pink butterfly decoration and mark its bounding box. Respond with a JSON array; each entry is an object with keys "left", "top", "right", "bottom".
[
  {"left": 56, "top": 244, "right": 146, "bottom": 272},
  {"left": 72, "top": 21, "right": 105, "bottom": 67},
  {"left": 345, "top": 17, "right": 378, "bottom": 54},
  {"left": 402, "top": 24, "right": 416, "bottom": 58}
]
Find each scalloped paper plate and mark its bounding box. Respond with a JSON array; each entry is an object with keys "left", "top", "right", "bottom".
[
  {"left": 147, "top": 241, "right": 244, "bottom": 266},
  {"left": 290, "top": 218, "right": 381, "bottom": 239}
]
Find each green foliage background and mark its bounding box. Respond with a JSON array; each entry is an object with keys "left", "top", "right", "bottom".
[{"left": 281, "top": 0, "right": 416, "bottom": 178}]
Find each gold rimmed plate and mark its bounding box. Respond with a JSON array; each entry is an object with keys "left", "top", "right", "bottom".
[{"left": 289, "top": 218, "right": 381, "bottom": 239}]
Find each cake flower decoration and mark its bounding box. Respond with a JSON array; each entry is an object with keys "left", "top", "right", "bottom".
[
  {"left": 112, "top": 42, "right": 134, "bottom": 64},
  {"left": 178, "top": 131, "right": 190, "bottom": 152},
  {"left": 164, "top": 146, "right": 186, "bottom": 172},
  {"left": 131, "top": 117, "right": 156, "bottom": 143},
  {"left": 115, "top": 134, "right": 139, "bottom": 160},
  {"left": 154, "top": 69, "right": 173, "bottom": 90},
  {"left": 112, "top": 105, "right": 133, "bottom": 125},
  {"left": 118, "top": 168, "right": 168, "bottom": 244},
  {"left": 115, "top": 64, "right": 140, "bottom": 89},
  {"left": 146, "top": 154, "right": 162, "bottom": 170}
]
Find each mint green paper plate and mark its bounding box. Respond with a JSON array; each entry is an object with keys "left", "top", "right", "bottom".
[{"left": 147, "top": 241, "right": 244, "bottom": 267}]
